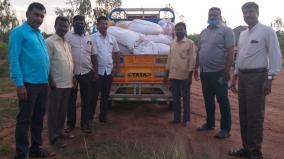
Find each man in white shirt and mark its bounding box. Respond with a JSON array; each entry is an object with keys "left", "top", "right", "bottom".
[
  {"left": 65, "top": 15, "right": 98, "bottom": 133},
  {"left": 230, "top": 2, "right": 282, "bottom": 159},
  {"left": 91, "top": 16, "right": 120, "bottom": 123}
]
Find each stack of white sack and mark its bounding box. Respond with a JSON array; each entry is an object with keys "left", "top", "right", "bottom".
[
  {"left": 128, "top": 19, "right": 163, "bottom": 35},
  {"left": 111, "top": 19, "right": 174, "bottom": 55},
  {"left": 107, "top": 26, "right": 145, "bottom": 51}
]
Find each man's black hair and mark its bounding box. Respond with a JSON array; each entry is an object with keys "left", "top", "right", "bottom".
[
  {"left": 242, "top": 2, "right": 259, "bottom": 14},
  {"left": 27, "top": 2, "right": 46, "bottom": 13},
  {"left": 97, "top": 16, "right": 108, "bottom": 23},
  {"left": 175, "top": 22, "right": 187, "bottom": 32},
  {"left": 55, "top": 16, "right": 69, "bottom": 27},
  {"left": 209, "top": 7, "right": 221, "bottom": 15},
  {"left": 73, "top": 15, "right": 85, "bottom": 23}
]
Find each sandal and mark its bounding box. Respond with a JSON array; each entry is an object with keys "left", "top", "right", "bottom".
[
  {"left": 29, "top": 148, "right": 56, "bottom": 157},
  {"left": 60, "top": 133, "right": 75, "bottom": 139},
  {"left": 52, "top": 140, "right": 67, "bottom": 148},
  {"left": 64, "top": 127, "right": 75, "bottom": 133},
  {"left": 229, "top": 148, "right": 250, "bottom": 157}
]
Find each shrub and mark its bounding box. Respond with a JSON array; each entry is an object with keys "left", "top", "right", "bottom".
[{"left": 0, "top": 42, "right": 8, "bottom": 60}]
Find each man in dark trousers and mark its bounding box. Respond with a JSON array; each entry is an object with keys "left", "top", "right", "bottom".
[
  {"left": 230, "top": 2, "right": 282, "bottom": 159},
  {"left": 91, "top": 16, "right": 120, "bottom": 123},
  {"left": 8, "top": 2, "right": 55, "bottom": 158},
  {"left": 65, "top": 15, "right": 98, "bottom": 133},
  {"left": 194, "top": 7, "right": 235, "bottom": 139}
]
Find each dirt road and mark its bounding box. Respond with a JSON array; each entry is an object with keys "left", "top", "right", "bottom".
[{"left": 1, "top": 70, "right": 283, "bottom": 159}]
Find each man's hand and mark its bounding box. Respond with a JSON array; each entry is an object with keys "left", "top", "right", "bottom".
[
  {"left": 17, "top": 86, "right": 27, "bottom": 100},
  {"left": 92, "top": 72, "right": 99, "bottom": 81},
  {"left": 263, "top": 79, "right": 272, "bottom": 96},
  {"left": 188, "top": 71, "right": 193, "bottom": 85},
  {"left": 72, "top": 76, "right": 77, "bottom": 88},
  {"left": 49, "top": 80, "right": 56, "bottom": 90},
  {"left": 193, "top": 69, "right": 199, "bottom": 81},
  {"left": 164, "top": 70, "right": 169, "bottom": 84},
  {"left": 223, "top": 70, "right": 231, "bottom": 82},
  {"left": 112, "top": 67, "right": 119, "bottom": 75},
  {"left": 230, "top": 75, "right": 238, "bottom": 94}
]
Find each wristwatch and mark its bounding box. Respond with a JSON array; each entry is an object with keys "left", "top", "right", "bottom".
[{"left": 267, "top": 75, "right": 274, "bottom": 80}]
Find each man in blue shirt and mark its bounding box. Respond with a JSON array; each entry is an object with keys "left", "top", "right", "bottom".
[{"left": 8, "top": 2, "right": 55, "bottom": 159}]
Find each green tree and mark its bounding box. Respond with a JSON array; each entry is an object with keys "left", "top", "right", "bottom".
[
  {"left": 188, "top": 34, "right": 198, "bottom": 45},
  {"left": 55, "top": 0, "right": 93, "bottom": 31},
  {"left": 0, "top": 0, "right": 18, "bottom": 42},
  {"left": 273, "top": 17, "right": 284, "bottom": 55},
  {"left": 273, "top": 17, "right": 283, "bottom": 32},
  {"left": 55, "top": 0, "right": 122, "bottom": 32},
  {"left": 93, "top": 0, "right": 122, "bottom": 18}
]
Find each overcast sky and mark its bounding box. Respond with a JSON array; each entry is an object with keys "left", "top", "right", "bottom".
[{"left": 9, "top": 0, "right": 284, "bottom": 34}]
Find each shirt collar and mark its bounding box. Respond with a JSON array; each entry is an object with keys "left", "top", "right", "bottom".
[
  {"left": 248, "top": 22, "right": 260, "bottom": 32},
  {"left": 72, "top": 31, "right": 87, "bottom": 37},
  {"left": 54, "top": 33, "right": 65, "bottom": 41},
  {"left": 23, "top": 22, "right": 41, "bottom": 32},
  {"left": 175, "top": 37, "right": 186, "bottom": 43},
  {"left": 97, "top": 31, "right": 108, "bottom": 38}
]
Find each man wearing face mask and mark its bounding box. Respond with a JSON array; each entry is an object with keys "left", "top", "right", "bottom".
[
  {"left": 65, "top": 15, "right": 98, "bottom": 134},
  {"left": 166, "top": 22, "right": 196, "bottom": 127},
  {"left": 194, "top": 7, "right": 235, "bottom": 139}
]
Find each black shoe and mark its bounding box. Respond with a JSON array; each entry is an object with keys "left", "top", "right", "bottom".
[
  {"left": 64, "top": 126, "right": 75, "bottom": 133},
  {"left": 249, "top": 155, "right": 263, "bottom": 159},
  {"left": 99, "top": 118, "right": 108, "bottom": 123},
  {"left": 214, "top": 130, "right": 231, "bottom": 139},
  {"left": 169, "top": 120, "right": 181, "bottom": 124},
  {"left": 197, "top": 123, "right": 214, "bottom": 131},
  {"left": 229, "top": 148, "right": 250, "bottom": 157},
  {"left": 181, "top": 122, "right": 188, "bottom": 127},
  {"left": 51, "top": 140, "right": 67, "bottom": 148},
  {"left": 29, "top": 148, "right": 56, "bottom": 158},
  {"left": 81, "top": 127, "right": 92, "bottom": 134}
]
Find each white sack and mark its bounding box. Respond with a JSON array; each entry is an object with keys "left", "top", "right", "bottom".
[
  {"left": 133, "top": 40, "right": 158, "bottom": 55},
  {"left": 107, "top": 26, "right": 145, "bottom": 50},
  {"left": 115, "top": 21, "right": 131, "bottom": 29},
  {"left": 145, "top": 34, "right": 172, "bottom": 45},
  {"left": 128, "top": 19, "right": 163, "bottom": 35},
  {"left": 156, "top": 43, "right": 170, "bottom": 55},
  {"left": 158, "top": 19, "right": 175, "bottom": 37},
  {"left": 118, "top": 43, "right": 132, "bottom": 54}
]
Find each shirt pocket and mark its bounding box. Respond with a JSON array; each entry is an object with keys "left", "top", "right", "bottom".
[
  {"left": 247, "top": 39, "right": 263, "bottom": 55},
  {"left": 178, "top": 45, "right": 189, "bottom": 59},
  {"left": 84, "top": 41, "right": 93, "bottom": 55},
  {"left": 108, "top": 42, "right": 114, "bottom": 53}
]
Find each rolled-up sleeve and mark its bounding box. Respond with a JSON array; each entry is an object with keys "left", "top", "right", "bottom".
[
  {"left": 224, "top": 28, "right": 235, "bottom": 49},
  {"left": 8, "top": 29, "right": 24, "bottom": 86},
  {"left": 112, "top": 37, "right": 120, "bottom": 53}
]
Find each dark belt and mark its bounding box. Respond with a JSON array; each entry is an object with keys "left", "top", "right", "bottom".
[
  {"left": 24, "top": 82, "right": 48, "bottom": 87},
  {"left": 238, "top": 68, "right": 267, "bottom": 74}
]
